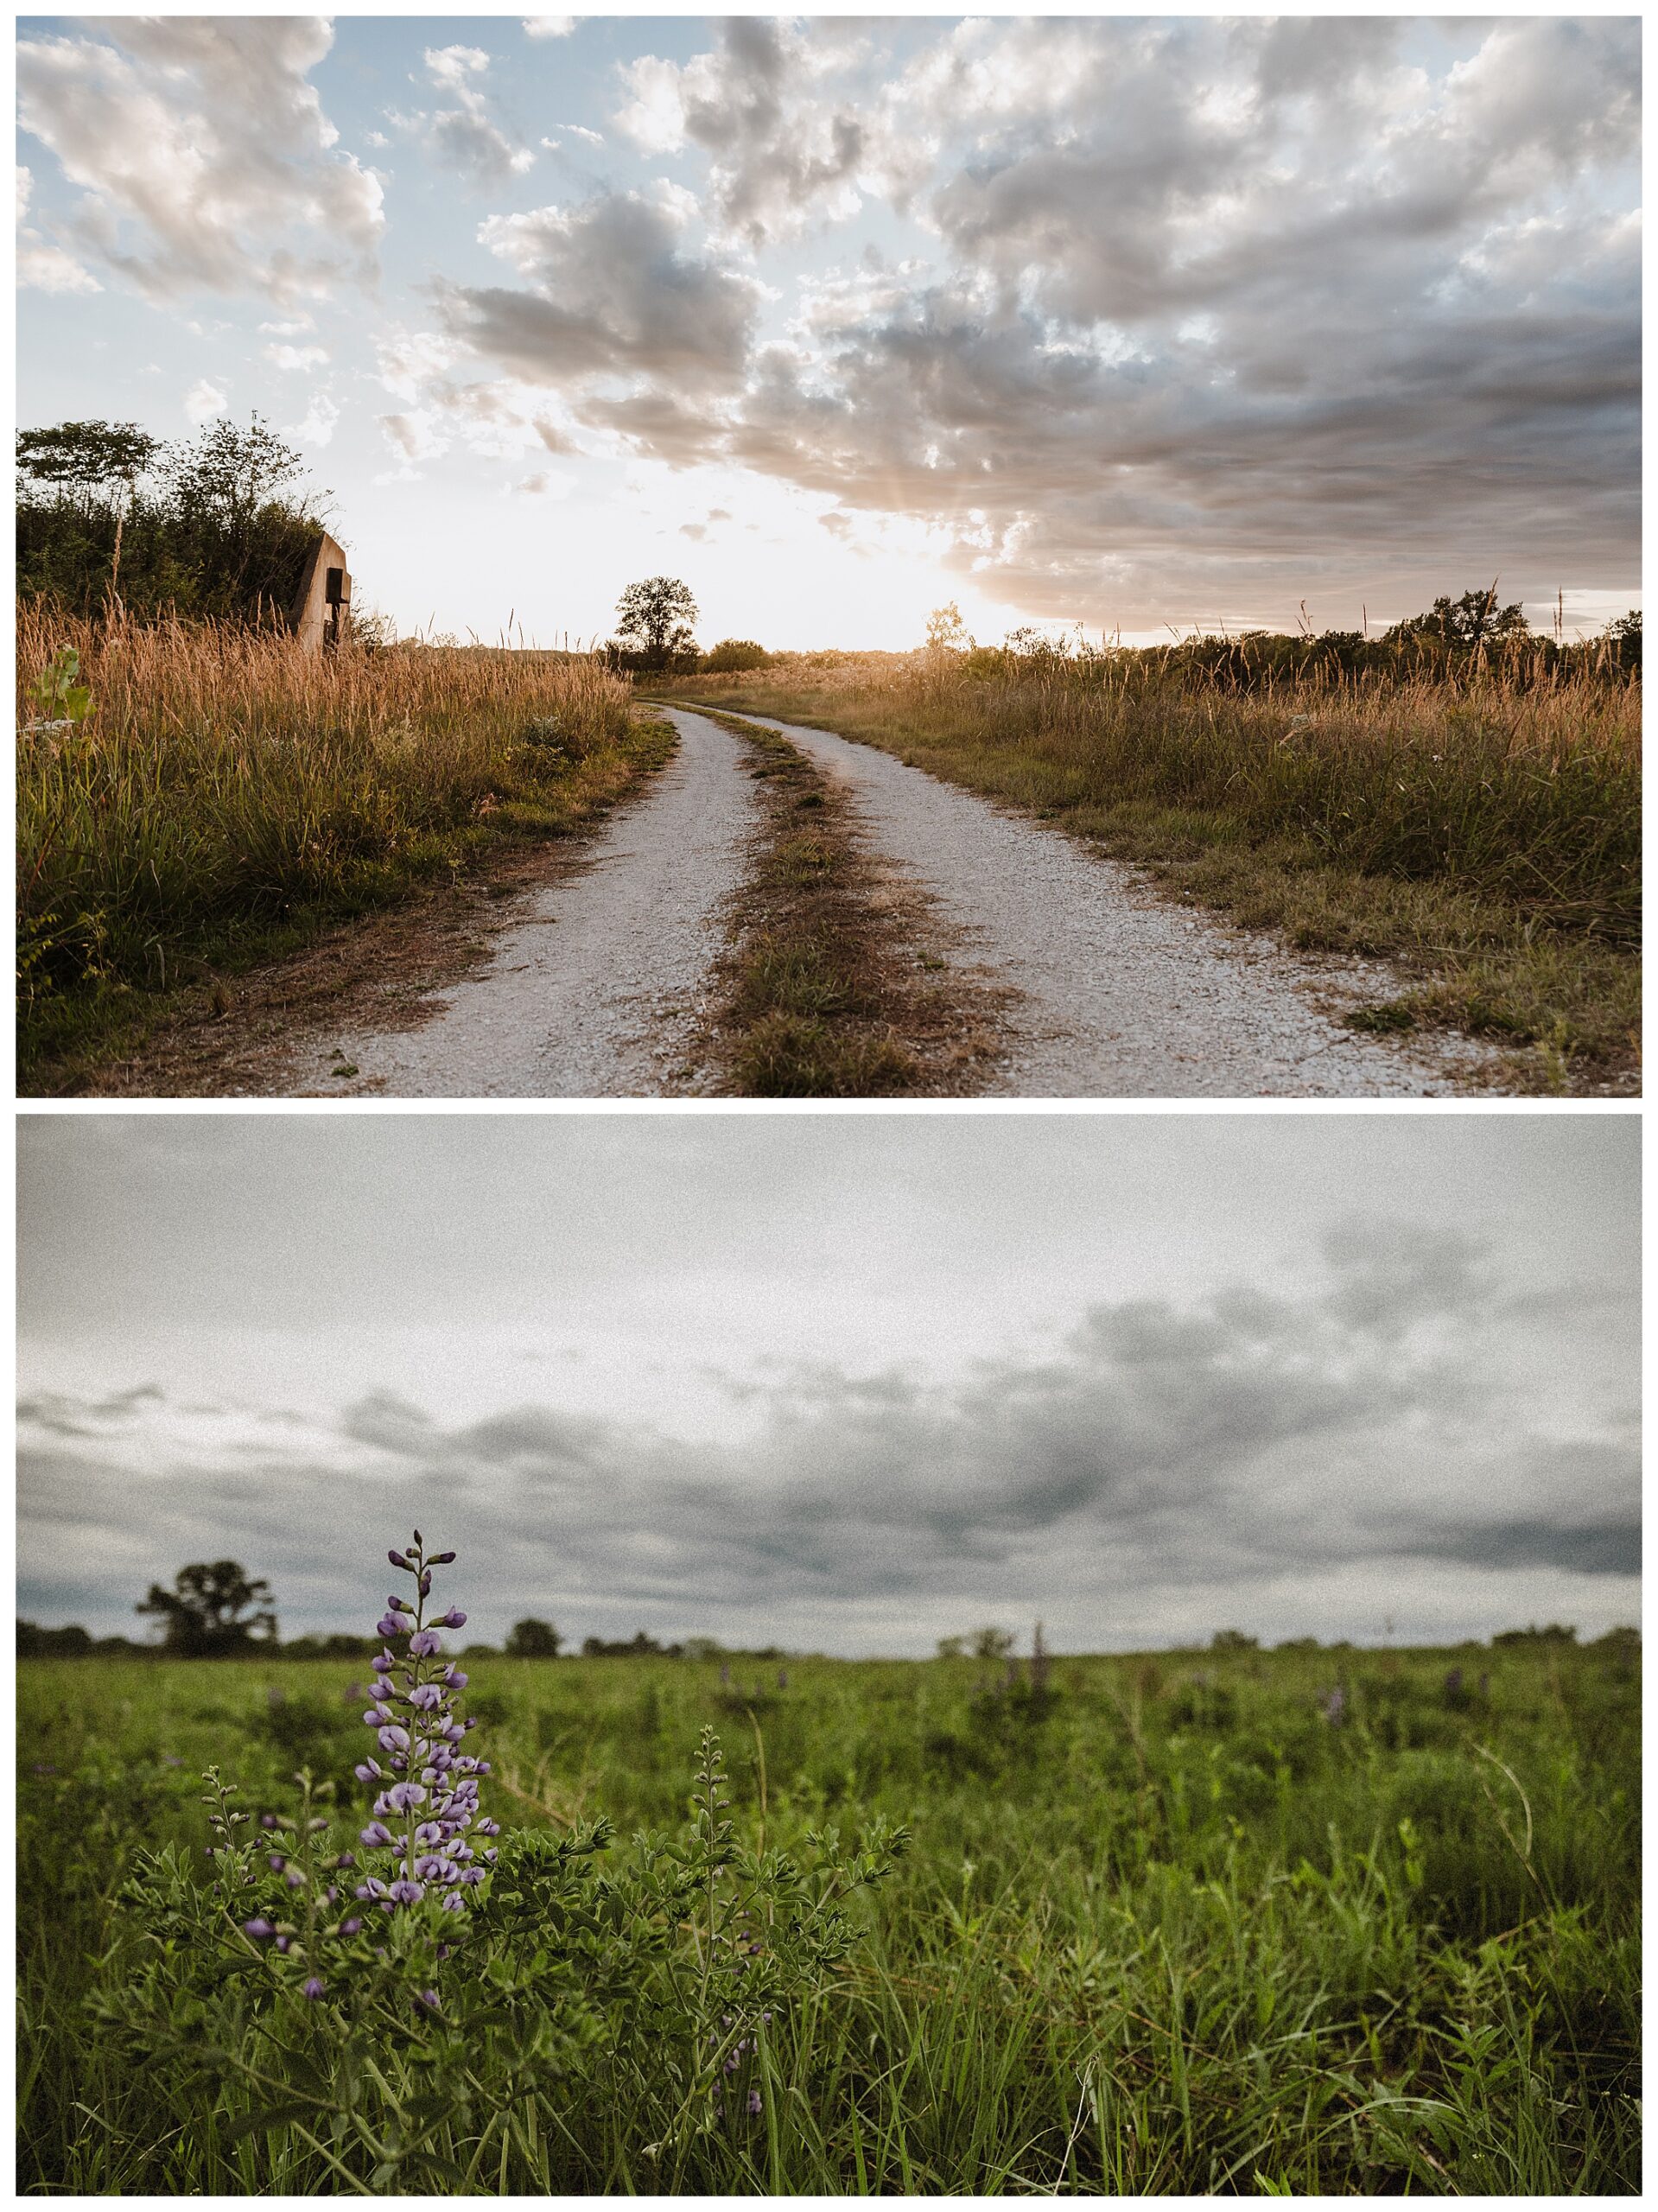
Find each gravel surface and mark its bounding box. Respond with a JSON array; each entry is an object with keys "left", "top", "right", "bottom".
[
  {"left": 296, "top": 710, "right": 759, "bottom": 1097},
  {"left": 718, "top": 708, "right": 1496, "bottom": 1098}
]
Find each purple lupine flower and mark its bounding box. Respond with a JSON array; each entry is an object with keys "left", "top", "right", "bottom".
[
  {"left": 429, "top": 1550, "right": 457, "bottom": 1565},
  {"left": 415, "top": 1988, "right": 441, "bottom": 2013},
  {"left": 390, "top": 1549, "right": 413, "bottom": 1570},
  {"left": 408, "top": 1629, "right": 441, "bottom": 1659},
  {"left": 441, "top": 1891, "right": 467, "bottom": 1913},
  {"left": 360, "top": 1821, "right": 394, "bottom": 1847},
  {"left": 415, "top": 1821, "right": 444, "bottom": 1847},
  {"left": 443, "top": 1668, "right": 468, "bottom": 1689},
  {"left": 410, "top": 1683, "right": 443, "bottom": 1710},
  {"left": 302, "top": 1976, "right": 326, "bottom": 2000},
  {"left": 385, "top": 1781, "right": 427, "bottom": 1813},
  {"left": 371, "top": 1651, "right": 395, "bottom": 1675},
  {"left": 389, "top": 1879, "right": 425, "bottom": 1905},
  {"left": 435, "top": 1608, "right": 467, "bottom": 1629},
  {"left": 376, "top": 1614, "right": 402, "bottom": 1639},
  {"left": 378, "top": 1725, "right": 410, "bottom": 1753},
  {"left": 339, "top": 1917, "right": 362, "bottom": 1936},
  {"left": 387, "top": 1594, "right": 413, "bottom": 1614},
  {"left": 354, "top": 1761, "right": 381, "bottom": 1784},
  {"left": 747, "top": 2090, "right": 763, "bottom": 2117},
  {"left": 243, "top": 1917, "right": 276, "bottom": 1939}
]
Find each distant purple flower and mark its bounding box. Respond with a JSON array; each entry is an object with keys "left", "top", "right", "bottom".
[
  {"left": 243, "top": 1917, "right": 276, "bottom": 1940},
  {"left": 414, "top": 1988, "right": 441, "bottom": 2013},
  {"left": 260, "top": 1813, "right": 280, "bottom": 1831},
  {"left": 747, "top": 2090, "right": 763, "bottom": 2117},
  {"left": 339, "top": 1916, "right": 362, "bottom": 1936},
  {"left": 302, "top": 1975, "right": 326, "bottom": 2000}
]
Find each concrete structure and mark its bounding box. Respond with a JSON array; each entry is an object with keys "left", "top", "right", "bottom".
[{"left": 289, "top": 531, "right": 352, "bottom": 651}]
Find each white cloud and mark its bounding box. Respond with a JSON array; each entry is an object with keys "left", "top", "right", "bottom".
[
  {"left": 183, "top": 378, "right": 227, "bottom": 423},
  {"left": 284, "top": 392, "right": 340, "bottom": 447},
  {"left": 379, "top": 410, "right": 446, "bottom": 464},
  {"left": 16, "top": 160, "right": 101, "bottom": 293},
  {"left": 16, "top": 19, "right": 383, "bottom": 304},
  {"left": 524, "top": 17, "right": 576, "bottom": 39},
  {"left": 401, "top": 43, "right": 537, "bottom": 188},
  {"left": 265, "top": 342, "right": 329, "bottom": 372}
]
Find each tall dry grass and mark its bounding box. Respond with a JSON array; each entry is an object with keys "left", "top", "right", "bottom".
[
  {"left": 18, "top": 602, "right": 638, "bottom": 1033},
  {"left": 670, "top": 649, "right": 1641, "bottom": 939}
]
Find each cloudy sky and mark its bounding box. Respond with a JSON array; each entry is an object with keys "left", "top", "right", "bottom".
[
  {"left": 17, "top": 1113, "right": 1638, "bottom": 1654},
  {"left": 16, "top": 15, "right": 1640, "bottom": 648}
]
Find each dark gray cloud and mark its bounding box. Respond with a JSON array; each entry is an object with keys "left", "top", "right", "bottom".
[
  {"left": 18, "top": 1224, "right": 1637, "bottom": 1649},
  {"left": 436, "top": 189, "right": 762, "bottom": 391}
]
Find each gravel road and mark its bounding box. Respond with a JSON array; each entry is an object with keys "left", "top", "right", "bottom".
[
  {"left": 710, "top": 707, "right": 1493, "bottom": 1098},
  {"left": 295, "top": 709, "right": 759, "bottom": 1097}
]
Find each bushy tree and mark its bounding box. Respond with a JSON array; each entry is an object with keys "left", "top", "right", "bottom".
[
  {"left": 614, "top": 576, "right": 699, "bottom": 669},
  {"left": 702, "top": 638, "right": 769, "bottom": 672},
  {"left": 505, "top": 1617, "right": 563, "bottom": 1658},
  {"left": 136, "top": 1562, "right": 277, "bottom": 1657},
  {"left": 1384, "top": 586, "right": 1530, "bottom": 650}
]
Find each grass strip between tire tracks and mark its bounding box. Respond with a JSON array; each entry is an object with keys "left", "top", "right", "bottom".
[{"left": 660, "top": 702, "right": 1000, "bottom": 1097}]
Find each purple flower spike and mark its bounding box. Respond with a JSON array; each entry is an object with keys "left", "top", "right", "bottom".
[
  {"left": 243, "top": 1917, "right": 276, "bottom": 1940},
  {"left": 302, "top": 1975, "right": 326, "bottom": 2000}
]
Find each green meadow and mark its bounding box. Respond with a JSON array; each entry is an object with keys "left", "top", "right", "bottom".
[{"left": 17, "top": 1635, "right": 1639, "bottom": 2194}]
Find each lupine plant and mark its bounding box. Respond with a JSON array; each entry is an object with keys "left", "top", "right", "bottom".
[{"left": 86, "top": 1535, "right": 908, "bottom": 2190}]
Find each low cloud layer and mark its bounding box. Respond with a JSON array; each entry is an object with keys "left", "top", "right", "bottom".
[{"left": 19, "top": 1224, "right": 1637, "bottom": 1652}]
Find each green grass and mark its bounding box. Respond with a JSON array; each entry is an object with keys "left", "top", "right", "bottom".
[
  {"left": 19, "top": 1637, "right": 1640, "bottom": 2192},
  {"left": 664, "top": 659, "right": 1640, "bottom": 1090}
]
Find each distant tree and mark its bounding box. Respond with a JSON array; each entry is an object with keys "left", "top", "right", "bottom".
[
  {"left": 614, "top": 576, "right": 699, "bottom": 670},
  {"left": 505, "top": 1617, "right": 563, "bottom": 1658},
  {"left": 969, "top": 1626, "right": 1014, "bottom": 1661},
  {"left": 1384, "top": 586, "right": 1529, "bottom": 651},
  {"left": 580, "top": 1630, "right": 682, "bottom": 1657},
  {"left": 1604, "top": 608, "right": 1641, "bottom": 673},
  {"left": 1210, "top": 1629, "right": 1259, "bottom": 1653},
  {"left": 924, "top": 601, "right": 969, "bottom": 652},
  {"left": 17, "top": 1620, "right": 94, "bottom": 1658},
  {"left": 702, "top": 638, "right": 769, "bottom": 672},
  {"left": 1492, "top": 1623, "right": 1579, "bottom": 1648},
  {"left": 936, "top": 1634, "right": 967, "bottom": 1660},
  {"left": 136, "top": 1561, "right": 276, "bottom": 1656}
]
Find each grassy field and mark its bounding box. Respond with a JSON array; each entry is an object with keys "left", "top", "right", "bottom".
[
  {"left": 16, "top": 606, "right": 669, "bottom": 1090},
  {"left": 19, "top": 1632, "right": 1639, "bottom": 2193},
  {"left": 664, "top": 649, "right": 1640, "bottom": 1091}
]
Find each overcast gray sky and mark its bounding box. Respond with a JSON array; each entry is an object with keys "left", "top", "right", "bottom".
[
  {"left": 17, "top": 1112, "right": 1638, "bottom": 1654},
  {"left": 16, "top": 16, "right": 1639, "bottom": 645}
]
